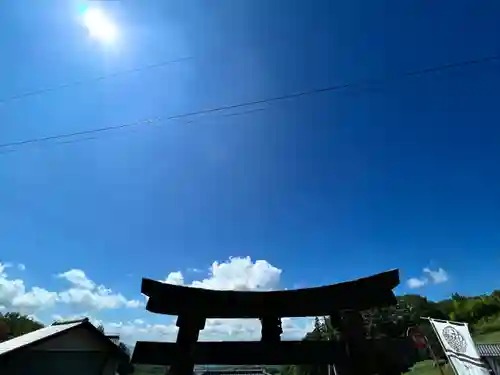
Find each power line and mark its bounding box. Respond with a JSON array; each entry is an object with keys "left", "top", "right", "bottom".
[
  {"left": 57, "top": 136, "right": 97, "bottom": 145},
  {"left": 1, "top": 53, "right": 499, "bottom": 152},
  {"left": 0, "top": 56, "right": 192, "bottom": 105},
  {"left": 1, "top": 107, "right": 269, "bottom": 154}
]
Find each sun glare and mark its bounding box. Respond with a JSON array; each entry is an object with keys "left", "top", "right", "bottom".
[{"left": 82, "top": 8, "right": 118, "bottom": 43}]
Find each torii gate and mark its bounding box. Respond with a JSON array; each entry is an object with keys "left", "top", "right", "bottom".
[{"left": 132, "top": 269, "right": 418, "bottom": 375}]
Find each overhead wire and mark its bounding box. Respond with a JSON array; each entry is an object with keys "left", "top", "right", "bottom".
[
  {"left": 57, "top": 137, "right": 97, "bottom": 145},
  {"left": 1, "top": 107, "right": 270, "bottom": 154},
  {"left": 1, "top": 53, "right": 499, "bottom": 153},
  {"left": 0, "top": 56, "right": 192, "bottom": 105}
]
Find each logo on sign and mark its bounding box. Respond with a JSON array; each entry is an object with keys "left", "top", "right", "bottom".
[{"left": 442, "top": 326, "right": 467, "bottom": 353}]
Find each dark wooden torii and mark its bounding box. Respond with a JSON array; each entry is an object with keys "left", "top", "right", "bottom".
[{"left": 132, "top": 269, "right": 418, "bottom": 375}]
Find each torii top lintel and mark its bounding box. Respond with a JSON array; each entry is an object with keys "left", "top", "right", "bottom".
[{"left": 142, "top": 269, "right": 400, "bottom": 318}]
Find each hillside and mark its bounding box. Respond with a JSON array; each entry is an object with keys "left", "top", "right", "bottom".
[
  {"left": 302, "top": 291, "right": 500, "bottom": 342},
  {"left": 285, "top": 291, "right": 500, "bottom": 375}
]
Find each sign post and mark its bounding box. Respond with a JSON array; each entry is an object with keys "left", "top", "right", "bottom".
[
  {"left": 426, "top": 318, "right": 490, "bottom": 375},
  {"left": 407, "top": 326, "right": 445, "bottom": 375}
]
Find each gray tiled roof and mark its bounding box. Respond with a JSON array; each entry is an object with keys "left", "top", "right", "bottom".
[{"left": 476, "top": 343, "right": 500, "bottom": 357}]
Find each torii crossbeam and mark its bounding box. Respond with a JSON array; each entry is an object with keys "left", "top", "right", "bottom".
[{"left": 132, "top": 269, "right": 418, "bottom": 375}]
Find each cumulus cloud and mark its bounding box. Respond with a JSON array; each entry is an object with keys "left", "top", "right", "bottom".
[
  {"left": 57, "top": 269, "right": 143, "bottom": 310},
  {"left": 202, "top": 316, "right": 312, "bottom": 341},
  {"left": 1, "top": 263, "right": 142, "bottom": 314},
  {"left": 164, "top": 256, "right": 281, "bottom": 291},
  {"left": 407, "top": 267, "right": 449, "bottom": 289},
  {"left": 164, "top": 271, "right": 184, "bottom": 286},
  {"left": 103, "top": 320, "right": 178, "bottom": 341},
  {"left": 98, "top": 315, "right": 313, "bottom": 344},
  {"left": 1, "top": 257, "right": 312, "bottom": 343},
  {"left": 12, "top": 287, "right": 58, "bottom": 310},
  {"left": 58, "top": 269, "right": 95, "bottom": 290},
  {"left": 157, "top": 257, "right": 308, "bottom": 342},
  {"left": 423, "top": 267, "right": 449, "bottom": 284},
  {"left": 407, "top": 277, "right": 428, "bottom": 289},
  {"left": 0, "top": 263, "right": 57, "bottom": 314}
]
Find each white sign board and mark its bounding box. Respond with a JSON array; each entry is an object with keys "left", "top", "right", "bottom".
[{"left": 429, "top": 319, "right": 490, "bottom": 375}]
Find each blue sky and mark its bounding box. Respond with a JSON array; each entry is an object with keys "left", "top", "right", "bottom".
[{"left": 1, "top": 0, "right": 500, "bottom": 342}]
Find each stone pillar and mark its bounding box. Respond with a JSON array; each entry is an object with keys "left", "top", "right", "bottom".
[
  {"left": 169, "top": 315, "right": 206, "bottom": 375},
  {"left": 260, "top": 316, "right": 282, "bottom": 343},
  {"left": 339, "top": 311, "right": 369, "bottom": 375}
]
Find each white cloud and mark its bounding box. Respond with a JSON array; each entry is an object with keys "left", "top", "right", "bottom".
[
  {"left": 58, "top": 269, "right": 95, "bottom": 290},
  {"left": 407, "top": 267, "right": 449, "bottom": 289},
  {"left": 155, "top": 257, "right": 307, "bottom": 342},
  {"left": 57, "top": 274, "right": 143, "bottom": 311},
  {"left": 12, "top": 287, "right": 58, "bottom": 309},
  {"left": 98, "top": 315, "right": 313, "bottom": 345},
  {"left": 193, "top": 256, "right": 281, "bottom": 291},
  {"left": 407, "top": 277, "right": 428, "bottom": 289},
  {"left": 0, "top": 264, "right": 144, "bottom": 314},
  {"left": 17, "top": 264, "right": 26, "bottom": 271},
  {"left": 0, "top": 257, "right": 312, "bottom": 343},
  {"left": 201, "top": 316, "right": 312, "bottom": 341},
  {"left": 56, "top": 269, "right": 143, "bottom": 311},
  {"left": 125, "top": 299, "right": 142, "bottom": 308},
  {"left": 104, "top": 320, "right": 178, "bottom": 341},
  {"left": 0, "top": 263, "right": 57, "bottom": 314},
  {"left": 423, "top": 267, "right": 449, "bottom": 284},
  {"left": 59, "top": 288, "right": 122, "bottom": 310},
  {"left": 164, "top": 271, "right": 184, "bottom": 286},
  {"left": 164, "top": 257, "right": 281, "bottom": 291}
]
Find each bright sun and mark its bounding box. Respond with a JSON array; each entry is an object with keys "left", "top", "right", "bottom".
[{"left": 82, "top": 8, "right": 118, "bottom": 43}]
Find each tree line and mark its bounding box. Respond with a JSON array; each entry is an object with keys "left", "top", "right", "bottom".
[
  {"left": 3, "top": 289, "right": 500, "bottom": 375},
  {"left": 282, "top": 290, "right": 500, "bottom": 375},
  {"left": 0, "top": 312, "right": 44, "bottom": 340}
]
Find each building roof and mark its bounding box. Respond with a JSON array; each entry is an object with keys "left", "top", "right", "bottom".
[
  {"left": 0, "top": 318, "right": 127, "bottom": 360},
  {"left": 0, "top": 320, "right": 83, "bottom": 356},
  {"left": 107, "top": 335, "right": 120, "bottom": 346},
  {"left": 476, "top": 343, "right": 500, "bottom": 357}
]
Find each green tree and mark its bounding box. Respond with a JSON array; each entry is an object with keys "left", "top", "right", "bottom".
[
  {"left": 119, "top": 342, "right": 131, "bottom": 357},
  {"left": 117, "top": 341, "right": 135, "bottom": 375},
  {"left": 0, "top": 312, "right": 44, "bottom": 337}
]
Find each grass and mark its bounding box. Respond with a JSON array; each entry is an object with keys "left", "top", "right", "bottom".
[
  {"left": 405, "top": 360, "right": 454, "bottom": 375},
  {"left": 474, "top": 330, "right": 500, "bottom": 343},
  {"left": 132, "top": 365, "right": 168, "bottom": 375}
]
